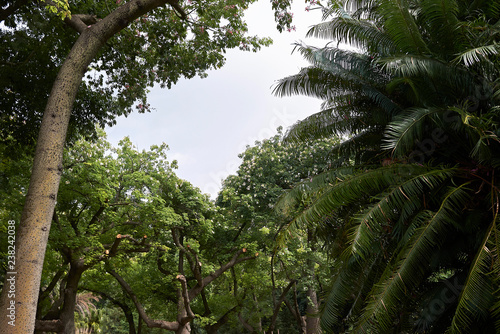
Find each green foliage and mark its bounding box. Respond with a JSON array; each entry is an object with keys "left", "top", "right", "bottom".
[
  {"left": 275, "top": 0, "right": 500, "bottom": 332},
  {"left": 216, "top": 128, "right": 338, "bottom": 332},
  {"left": 0, "top": 0, "right": 275, "bottom": 152}
]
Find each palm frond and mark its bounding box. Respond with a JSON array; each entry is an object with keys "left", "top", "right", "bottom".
[
  {"left": 321, "top": 252, "right": 383, "bottom": 332},
  {"left": 286, "top": 114, "right": 366, "bottom": 144},
  {"left": 280, "top": 165, "right": 450, "bottom": 238},
  {"left": 453, "top": 44, "right": 500, "bottom": 67},
  {"left": 344, "top": 167, "right": 456, "bottom": 260},
  {"left": 332, "top": 128, "right": 384, "bottom": 164},
  {"left": 419, "top": 0, "right": 461, "bottom": 56},
  {"left": 295, "top": 44, "right": 376, "bottom": 78},
  {"left": 377, "top": 0, "right": 430, "bottom": 54},
  {"left": 306, "top": 17, "right": 396, "bottom": 54},
  {"left": 383, "top": 107, "right": 443, "bottom": 156},
  {"left": 272, "top": 67, "right": 346, "bottom": 100},
  {"left": 447, "top": 218, "right": 498, "bottom": 333},
  {"left": 353, "top": 183, "right": 471, "bottom": 333},
  {"left": 381, "top": 55, "right": 477, "bottom": 100},
  {"left": 275, "top": 166, "right": 356, "bottom": 216}
]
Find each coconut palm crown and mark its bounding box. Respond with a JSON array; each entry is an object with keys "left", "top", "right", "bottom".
[{"left": 274, "top": 0, "right": 500, "bottom": 333}]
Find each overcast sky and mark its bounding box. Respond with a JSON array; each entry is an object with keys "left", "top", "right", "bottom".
[{"left": 106, "top": 0, "right": 326, "bottom": 198}]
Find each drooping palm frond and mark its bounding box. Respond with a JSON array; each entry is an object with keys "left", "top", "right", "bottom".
[
  {"left": 381, "top": 55, "right": 480, "bottom": 105},
  {"left": 331, "top": 127, "right": 384, "bottom": 164},
  {"left": 306, "top": 16, "right": 396, "bottom": 54},
  {"left": 321, "top": 0, "right": 352, "bottom": 21},
  {"left": 274, "top": 63, "right": 398, "bottom": 120},
  {"left": 295, "top": 44, "right": 377, "bottom": 77},
  {"left": 275, "top": 166, "right": 356, "bottom": 216},
  {"left": 453, "top": 44, "right": 500, "bottom": 67},
  {"left": 484, "top": 0, "right": 500, "bottom": 18},
  {"left": 283, "top": 108, "right": 365, "bottom": 143},
  {"left": 419, "top": 0, "right": 462, "bottom": 57},
  {"left": 343, "top": 167, "right": 456, "bottom": 261},
  {"left": 383, "top": 107, "right": 443, "bottom": 156},
  {"left": 377, "top": 0, "right": 430, "bottom": 54},
  {"left": 448, "top": 218, "right": 499, "bottom": 333},
  {"left": 320, "top": 251, "right": 383, "bottom": 332},
  {"left": 279, "top": 165, "right": 452, "bottom": 237},
  {"left": 273, "top": 67, "right": 350, "bottom": 100},
  {"left": 353, "top": 183, "right": 472, "bottom": 333}
]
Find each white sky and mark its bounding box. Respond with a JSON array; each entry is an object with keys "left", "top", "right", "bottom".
[{"left": 106, "top": 0, "right": 327, "bottom": 199}]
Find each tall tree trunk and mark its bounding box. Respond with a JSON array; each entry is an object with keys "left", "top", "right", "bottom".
[
  {"left": 305, "top": 287, "right": 320, "bottom": 334},
  {"left": 0, "top": 1, "right": 175, "bottom": 332},
  {"left": 58, "top": 260, "right": 86, "bottom": 334}
]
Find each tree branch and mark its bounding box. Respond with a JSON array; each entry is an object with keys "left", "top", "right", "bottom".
[
  {"left": 176, "top": 274, "right": 195, "bottom": 324},
  {"left": 188, "top": 248, "right": 257, "bottom": 300},
  {"left": 205, "top": 304, "right": 241, "bottom": 334},
  {"left": 107, "top": 266, "right": 179, "bottom": 331},
  {"left": 0, "top": 0, "right": 31, "bottom": 22},
  {"left": 238, "top": 313, "right": 255, "bottom": 333},
  {"left": 38, "top": 265, "right": 67, "bottom": 304},
  {"left": 172, "top": 228, "right": 197, "bottom": 276},
  {"left": 266, "top": 280, "right": 297, "bottom": 334},
  {"left": 86, "top": 205, "right": 106, "bottom": 230}
]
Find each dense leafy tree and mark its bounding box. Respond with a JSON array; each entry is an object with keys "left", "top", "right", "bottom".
[
  {"left": 216, "top": 129, "right": 338, "bottom": 333},
  {"left": 31, "top": 130, "right": 179, "bottom": 332},
  {"left": 0, "top": 0, "right": 273, "bottom": 150},
  {"left": 2, "top": 130, "right": 260, "bottom": 333},
  {"left": 275, "top": 0, "right": 500, "bottom": 333},
  {"left": 0, "top": 0, "right": 294, "bottom": 330}
]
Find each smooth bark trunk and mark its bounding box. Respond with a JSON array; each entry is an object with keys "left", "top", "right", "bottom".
[{"left": 0, "top": 1, "right": 177, "bottom": 332}]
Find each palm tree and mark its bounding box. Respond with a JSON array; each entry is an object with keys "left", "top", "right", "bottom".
[{"left": 274, "top": 0, "right": 500, "bottom": 332}]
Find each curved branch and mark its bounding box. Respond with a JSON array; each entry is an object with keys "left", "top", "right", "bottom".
[
  {"left": 80, "top": 287, "right": 136, "bottom": 334},
  {"left": 107, "top": 266, "right": 179, "bottom": 331},
  {"left": 176, "top": 274, "right": 195, "bottom": 325},
  {"left": 188, "top": 248, "right": 257, "bottom": 300},
  {"left": 266, "top": 280, "right": 297, "bottom": 334},
  {"left": 38, "top": 265, "right": 67, "bottom": 304}
]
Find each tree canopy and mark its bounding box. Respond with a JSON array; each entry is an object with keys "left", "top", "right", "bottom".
[
  {"left": 0, "top": 0, "right": 295, "bottom": 331},
  {"left": 3, "top": 0, "right": 500, "bottom": 333},
  {"left": 275, "top": 0, "right": 500, "bottom": 332},
  {"left": 0, "top": 0, "right": 274, "bottom": 151}
]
